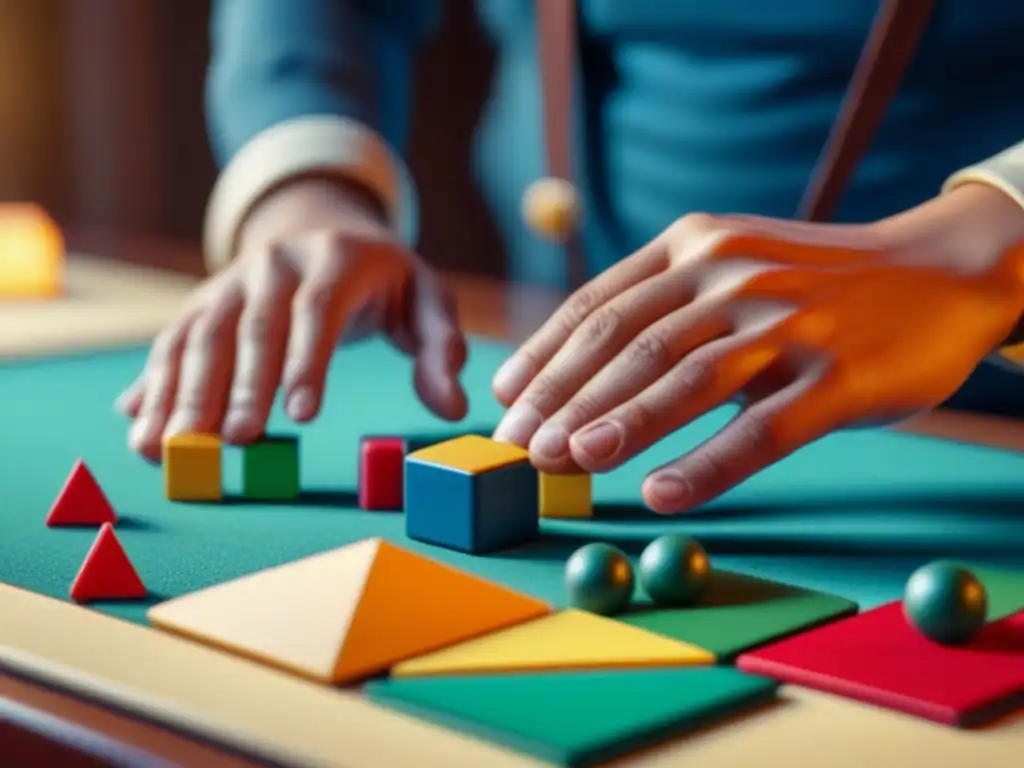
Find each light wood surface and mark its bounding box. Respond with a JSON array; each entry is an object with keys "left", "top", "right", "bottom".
[
  {"left": 0, "top": 253, "right": 196, "bottom": 359},
  {"left": 0, "top": 245, "right": 1022, "bottom": 766}
]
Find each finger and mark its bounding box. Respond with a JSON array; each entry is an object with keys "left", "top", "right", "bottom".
[
  {"left": 115, "top": 375, "right": 146, "bottom": 418},
  {"left": 409, "top": 269, "right": 469, "bottom": 421},
  {"left": 641, "top": 366, "right": 851, "bottom": 514},
  {"left": 280, "top": 249, "right": 349, "bottom": 423},
  {"left": 222, "top": 248, "right": 298, "bottom": 443},
  {"left": 492, "top": 234, "right": 676, "bottom": 404},
  {"left": 163, "top": 286, "right": 245, "bottom": 439},
  {"left": 567, "top": 333, "right": 782, "bottom": 473},
  {"left": 494, "top": 265, "right": 695, "bottom": 447},
  {"left": 129, "top": 316, "right": 195, "bottom": 461},
  {"left": 526, "top": 295, "right": 732, "bottom": 467}
]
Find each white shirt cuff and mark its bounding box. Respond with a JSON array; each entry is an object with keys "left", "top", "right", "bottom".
[
  {"left": 202, "top": 115, "right": 419, "bottom": 273},
  {"left": 943, "top": 142, "right": 1024, "bottom": 214}
]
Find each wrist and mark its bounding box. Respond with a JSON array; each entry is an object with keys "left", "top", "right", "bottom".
[
  {"left": 874, "top": 183, "right": 1024, "bottom": 274},
  {"left": 236, "top": 175, "right": 391, "bottom": 257}
]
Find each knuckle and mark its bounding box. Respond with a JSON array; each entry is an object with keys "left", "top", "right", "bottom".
[
  {"left": 560, "top": 286, "right": 604, "bottom": 329},
  {"left": 729, "top": 408, "right": 786, "bottom": 457},
  {"left": 669, "top": 212, "right": 719, "bottom": 240},
  {"left": 628, "top": 331, "right": 674, "bottom": 371},
  {"left": 674, "top": 346, "right": 721, "bottom": 391},
  {"left": 295, "top": 281, "right": 335, "bottom": 315},
  {"left": 574, "top": 304, "right": 623, "bottom": 348},
  {"left": 239, "top": 307, "right": 274, "bottom": 344}
]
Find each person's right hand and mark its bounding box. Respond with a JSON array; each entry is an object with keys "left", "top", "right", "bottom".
[{"left": 117, "top": 177, "right": 468, "bottom": 462}]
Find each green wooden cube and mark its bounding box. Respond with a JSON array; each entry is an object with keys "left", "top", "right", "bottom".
[{"left": 242, "top": 435, "right": 300, "bottom": 500}]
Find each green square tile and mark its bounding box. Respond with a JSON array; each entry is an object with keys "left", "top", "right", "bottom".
[
  {"left": 620, "top": 570, "right": 858, "bottom": 661},
  {"left": 365, "top": 667, "right": 778, "bottom": 767},
  {"left": 241, "top": 436, "right": 299, "bottom": 500}
]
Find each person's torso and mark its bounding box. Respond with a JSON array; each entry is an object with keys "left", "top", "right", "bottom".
[{"left": 470, "top": 0, "right": 1024, "bottom": 288}]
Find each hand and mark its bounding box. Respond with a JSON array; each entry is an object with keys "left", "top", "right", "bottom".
[
  {"left": 491, "top": 184, "right": 1024, "bottom": 514},
  {"left": 118, "top": 177, "right": 467, "bottom": 461}
]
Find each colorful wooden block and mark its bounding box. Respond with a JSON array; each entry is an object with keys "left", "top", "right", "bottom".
[
  {"left": 402, "top": 427, "right": 495, "bottom": 455},
  {"left": 163, "top": 433, "right": 222, "bottom": 502},
  {"left": 358, "top": 437, "right": 405, "bottom": 510},
  {"left": 405, "top": 435, "right": 539, "bottom": 554},
  {"left": 242, "top": 435, "right": 300, "bottom": 500},
  {"left": 366, "top": 667, "right": 778, "bottom": 767},
  {"left": 148, "top": 538, "right": 550, "bottom": 684},
  {"left": 738, "top": 602, "right": 1024, "bottom": 727},
  {"left": 356, "top": 429, "right": 495, "bottom": 511},
  {"left": 539, "top": 472, "right": 592, "bottom": 518}
]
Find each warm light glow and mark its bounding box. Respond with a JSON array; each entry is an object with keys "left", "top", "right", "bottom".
[{"left": 0, "top": 204, "right": 64, "bottom": 300}]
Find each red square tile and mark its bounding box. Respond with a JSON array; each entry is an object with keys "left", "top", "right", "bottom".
[
  {"left": 737, "top": 602, "right": 1024, "bottom": 727},
  {"left": 358, "top": 437, "right": 405, "bottom": 510}
]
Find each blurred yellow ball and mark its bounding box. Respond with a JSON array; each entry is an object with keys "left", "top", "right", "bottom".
[{"left": 521, "top": 177, "right": 580, "bottom": 242}]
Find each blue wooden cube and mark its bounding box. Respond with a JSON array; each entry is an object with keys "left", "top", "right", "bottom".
[{"left": 405, "top": 435, "right": 539, "bottom": 554}]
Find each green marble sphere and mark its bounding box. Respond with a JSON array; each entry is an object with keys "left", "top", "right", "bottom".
[
  {"left": 639, "top": 534, "right": 711, "bottom": 607},
  {"left": 903, "top": 561, "right": 988, "bottom": 645},
  {"left": 564, "top": 542, "right": 635, "bottom": 616}
]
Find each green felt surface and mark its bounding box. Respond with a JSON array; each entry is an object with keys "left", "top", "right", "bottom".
[
  {"left": 2, "top": 338, "right": 1024, "bottom": 628},
  {"left": 365, "top": 668, "right": 779, "bottom": 767}
]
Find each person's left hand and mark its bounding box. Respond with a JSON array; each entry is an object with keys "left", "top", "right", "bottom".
[{"left": 490, "top": 183, "right": 1024, "bottom": 514}]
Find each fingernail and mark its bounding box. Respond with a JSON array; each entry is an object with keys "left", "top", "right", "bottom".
[
  {"left": 493, "top": 402, "right": 543, "bottom": 446},
  {"left": 530, "top": 422, "right": 569, "bottom": 460},
  {"left": 573, "top": 421, "right": 623, "bottom": 462},
  {"left": 493, "top": 356, "right": 531, "bottom": 400},
  {"left": 287, "top": 386, "right": 316, "bottom": 421},
  {"left": 221, "top": 409, "right": 249, "bottom": 440},
  {"left": 647, "top": 471, "right": 690, "bottom": 509},
  {"left": 128, "top": 418, "right": 150, "bottom": 450},
  {"left": 114, "top": 391, "right": 134, "bottom": 414},
  {"left": 163, "top": 411, "right": 192, "bottom": 439}
]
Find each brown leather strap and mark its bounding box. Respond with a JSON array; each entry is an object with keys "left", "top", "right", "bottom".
[
  {"left": 535, "top": 0, "right": 937, "bottom": 267},
  {"left": 798, "top": 0, "right": 937, "bottom": 220}
]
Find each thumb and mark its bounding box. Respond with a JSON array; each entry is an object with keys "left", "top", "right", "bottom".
[{"left": 399, "top": 268, "right": 469, "bottom": 420}]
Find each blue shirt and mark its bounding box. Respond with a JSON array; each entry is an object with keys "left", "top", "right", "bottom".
[{"left": 207, "top": 0, "right": 1024, "bottom": 290}]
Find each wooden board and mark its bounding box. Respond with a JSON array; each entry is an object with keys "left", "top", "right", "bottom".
[
  {"left": 0, "top": 254, "right": 197, "bottom": 359},
  {"left": 0, "top": 583, "right": 1019, "bottom": 767}
]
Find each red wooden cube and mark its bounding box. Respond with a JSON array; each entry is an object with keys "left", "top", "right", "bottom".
[{"left": 358, "top": 437, "right": 405, "bottom": 510}]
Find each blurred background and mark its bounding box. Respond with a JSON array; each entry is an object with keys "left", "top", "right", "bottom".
[{"left": 7, "top": 0, "right": 502, "bottom": 277}]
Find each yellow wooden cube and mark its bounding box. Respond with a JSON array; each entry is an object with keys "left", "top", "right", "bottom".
[
  {"left": 539, "top": 473, "right": 592, "bottom": 519},
  {"left": 164, "top": 433, "right": 222, "bottom": 501}
]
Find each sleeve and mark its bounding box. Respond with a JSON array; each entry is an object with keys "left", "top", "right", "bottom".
[
  {"left": 202, "top": 0, "right": 442, "bottom": 273},
  {"left": 943, "top": 142, "right": 1024, "bottom": 213}
]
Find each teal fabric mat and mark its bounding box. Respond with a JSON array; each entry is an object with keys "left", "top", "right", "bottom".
[{"left": 1, "top": 338, "right": 1023, "bottom": 623}]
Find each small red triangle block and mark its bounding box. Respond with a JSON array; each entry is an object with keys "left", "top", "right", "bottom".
[
  {"left": 46, "top": 459, "right": 118, "bottom": 527},
  {"left": 70, "top": 523, "right": 146, "bottom": 602}
]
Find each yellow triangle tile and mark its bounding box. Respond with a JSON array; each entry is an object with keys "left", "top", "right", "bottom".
[
  {"left": 149, "top": 538, "right": 551, "bottom": 684},
  {"left": 390, "top": 609, "right": 715, "bottom": 677}
]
